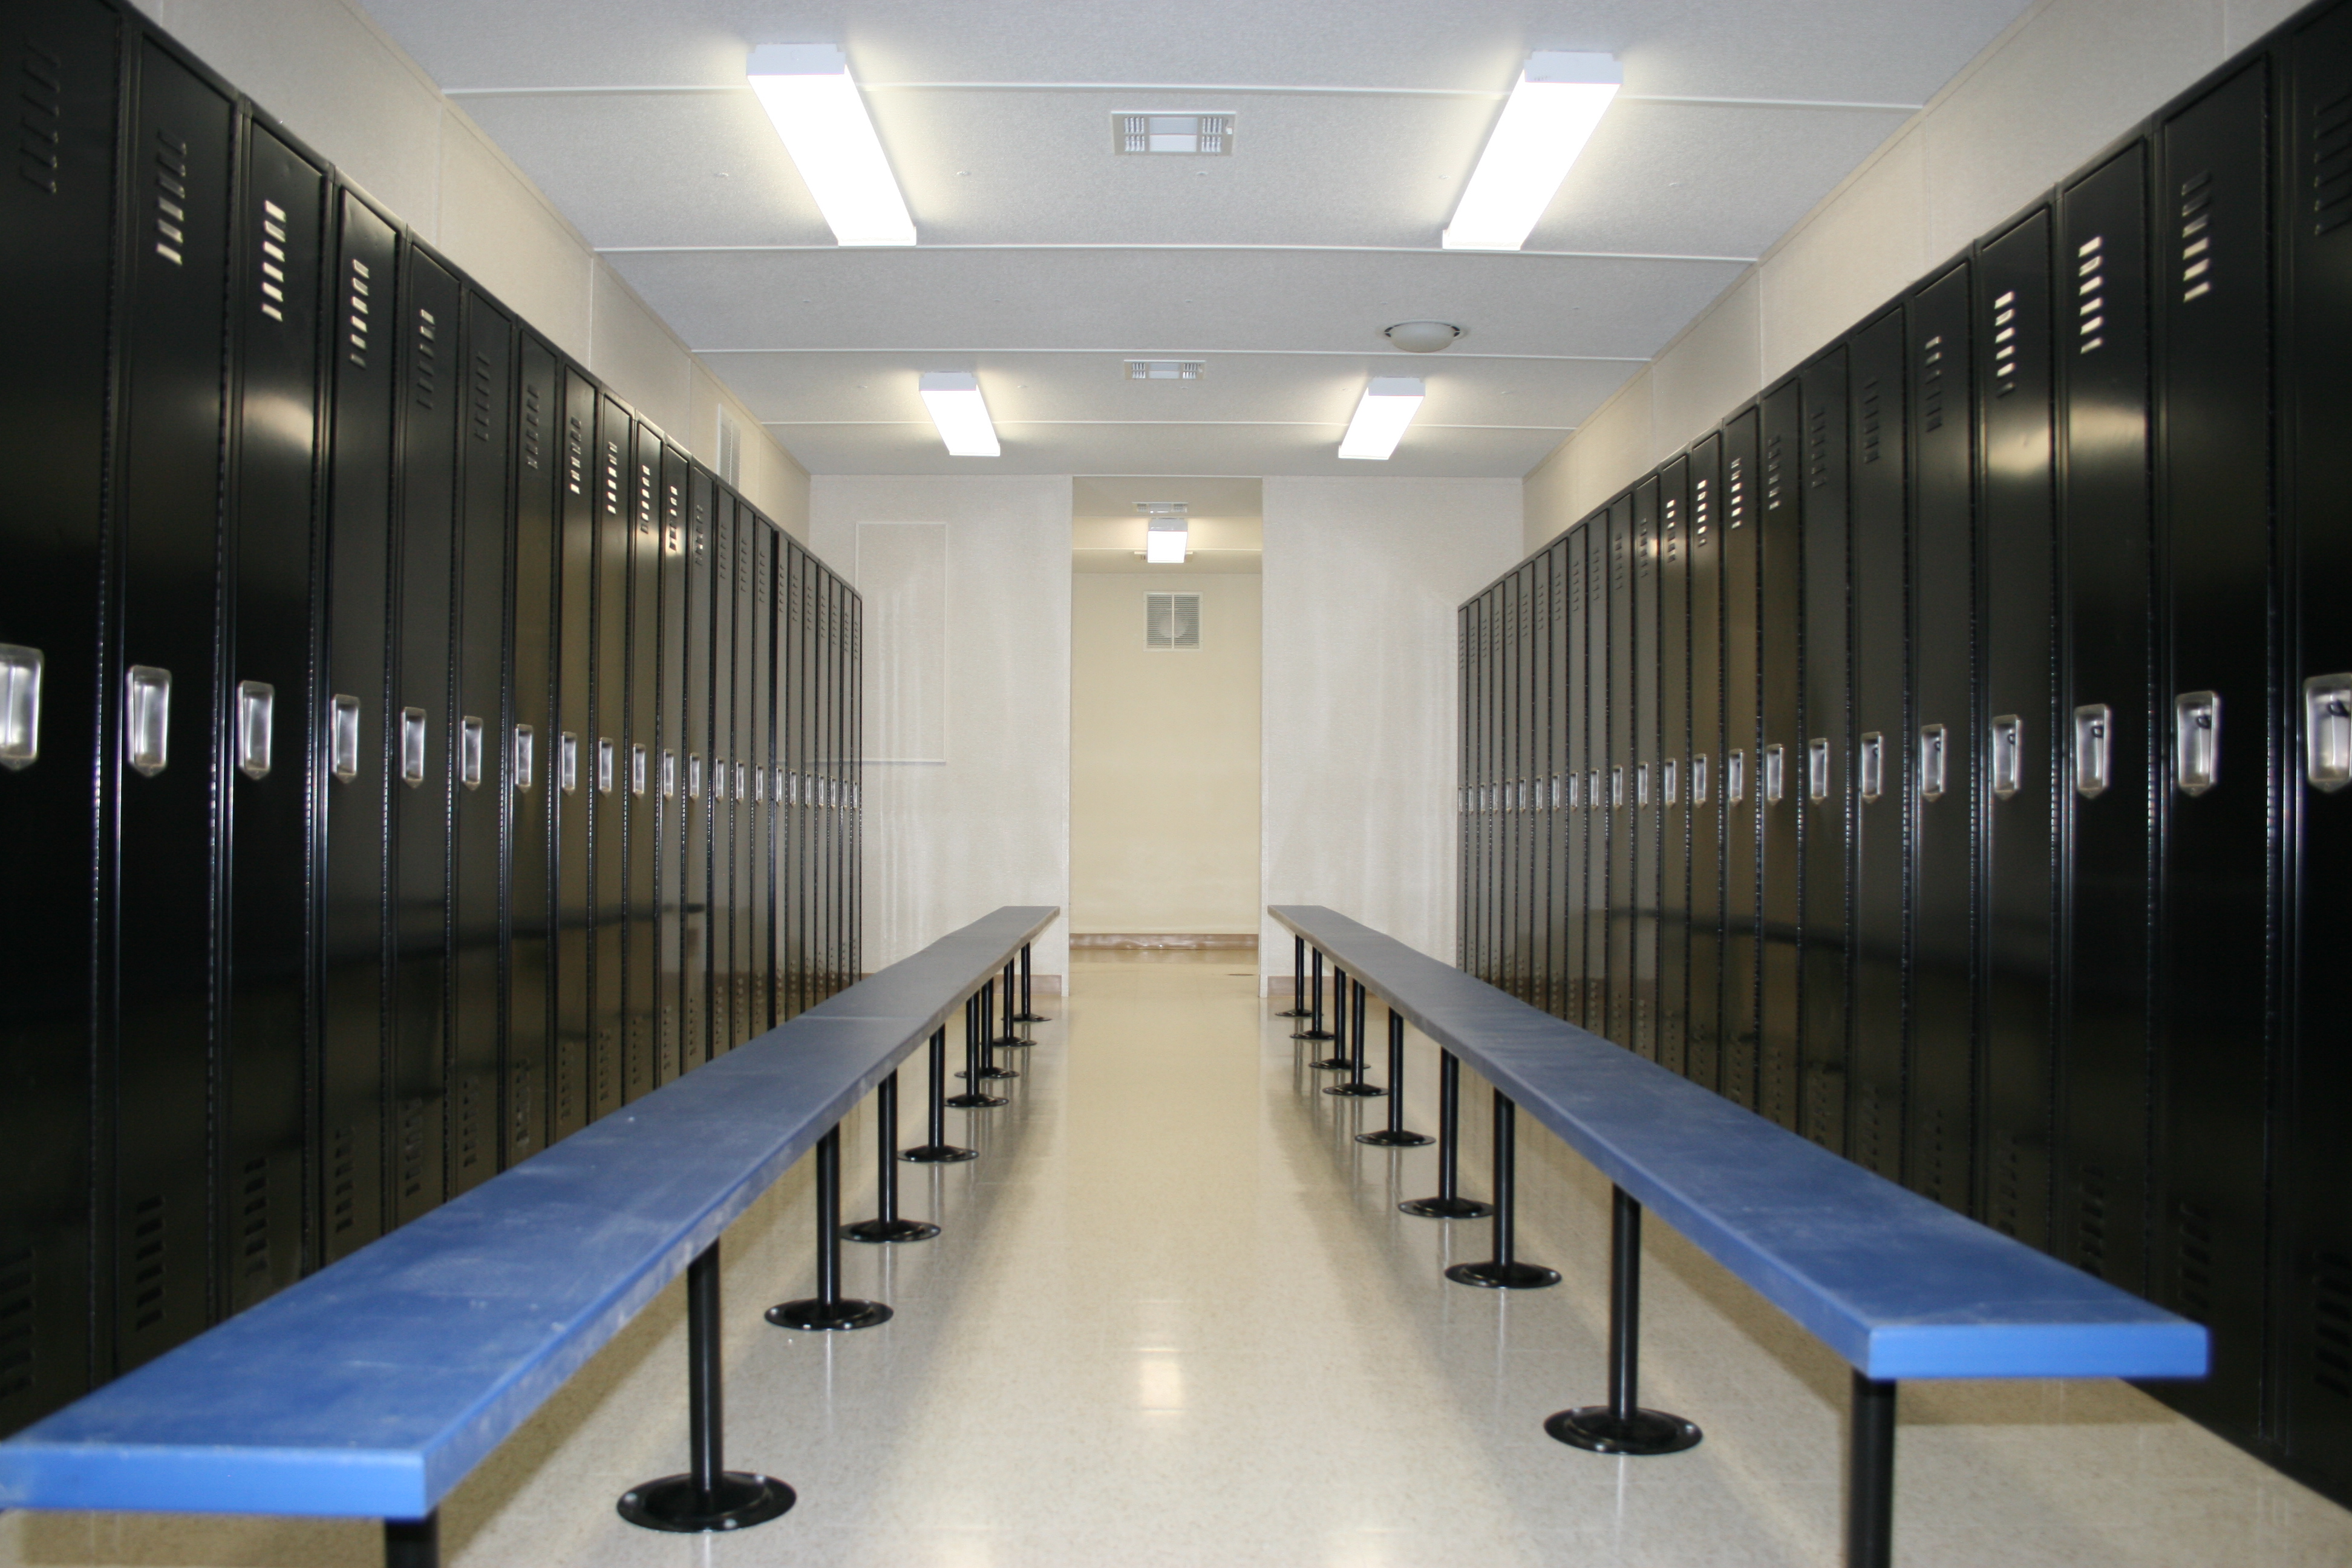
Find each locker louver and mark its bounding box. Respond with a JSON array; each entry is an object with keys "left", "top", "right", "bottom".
[
  {"left": 151, "top": 129, "right": 186, "bottom": 264},
  {"left": 1993, "top": 289, "right": 2020, "bottom": 392},
  {"left": 255, "top": 198, "right": 287, "bottom": 320},
  {"left": 411, "top": 307, "right": 436, "bottom": 408},
  {"left": 2078, "top": 235, "right": 2108, "bottom": 352},
  {"left": 345, "top": 255, "right": 369, "bottom": 366},
  {"left": 1921, "top": 334, "right": 1947, "bottom": 429},
  {"left": 2313, "top": 87, "right": 2352, "bottom": 235},
  {"left": 2180, "top": 172, "right": 2216, "bottom": 301},
  {"left": 2319, "top": 1253, "right": 2352, "bottom": 1401},
  {"left": 17, "top": 43, "right": 60, "bottom": 194}
]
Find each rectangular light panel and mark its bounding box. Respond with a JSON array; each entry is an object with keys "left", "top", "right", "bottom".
[
  {"left": 918, "top": 372, "right": 1000, "bottom": 457},
  {"left": 1145, "top": 518, "right": 1189, "bottom": 563},
  {"left": 748, "top": 44, "right": 915, "bottom": 247},
  {"left": 1338, "top": 376, "right": 1426, "bottom": 460},
  {"left": 1442, "top": 51, "right": 1621, "bottom": 252}
]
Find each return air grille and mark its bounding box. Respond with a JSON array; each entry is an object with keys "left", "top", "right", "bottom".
[
  {"left": 1114, "top": 114, "right": 1232, "bottom": 154},
  {"left": 1146, "top": 592, "right": 1200, "bottom": 649}
]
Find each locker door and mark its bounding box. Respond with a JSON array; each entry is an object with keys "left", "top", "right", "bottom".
[
  {"left": 2281, "top": 0, "right": 2352, "bottom": 1485},
  {"left": 1561, "top": 534, "right": 1589, "bottom": 1023},
  {"left": 1468, "top": 593, "right": 1488, "bottom": 981},
  {"left": 1545, "top": 540, "right": 1569, "bottom": 1017},
  {"left": 623, "top": 421, "right": 659, "bottom": 1100},
  {"left": 1687, "top": 435, "right": 1728, "bottom": 1093},
  {"left": 1909, "top": 263, "right": 1980, "bottom": 1216},
  {"left": 1584, "top": 518, "right": 1611, "bottom": 1031},
  {"left": 847, "top": 588, "right": 861, "bottom": 983},
  {"left": 550, "top": 367, "right": 595, "bottom": 1138},
  {"left": 319, "top": 190, "right": 398, "bottom": 1262},
  {"left": 388, "top": 246, "right": 460, "bottom": 1226},
  {"left": 505, "top": 336, "right": 558, "bottom": 1160},
  {"left": 0, "top": 0, "right": 117, "bottom": 1427},
  {"left": 681, "top": 470, "right": 713, "bottom": 1065},
  {"left": 1978, "top": 209, "right": 2061, "bottom": 1246},
  {"left": 1851, "top": 307, "right": 1912, "bottom": 1181},
  {"left": 586, "top": 396, "right": 629, "bottom": 1115},
  {"left": 732, "top": 507, "right": 756, "bottom": 1033},
  {"left": 780, "top": 541, "right": 803, "bottom": 1020},
  {"left": 108, "top": 38, "right": 234, "bottom": 1370},
  {"left": 1659, "top": 459, "right": 1692, "bottom": 1075},
  {"left": 655, "top": 446, "right": 687, "bottom": 1080},
  {"left": 2150, "top": 60, "right": 2274, "bottom": 1442},
  {"left": 1720, "top": 413, "right": 1765, "bottom": 1106},
  {"left": 447, "top": 289, "right": 511, "bottom": 1198},
  {"left": 1457, "top": 603, "right": 1472, "bottom": 969},
  {"left": 220, "top": 122, "right": 325, "bottom": 1307},
  {"left": 1607, "top": 497, "right": 1636, "bottom": 1045},
  {"left": 1759, "top": 381, "right": 1805, "bottom": 1131},
  {"left": 2055, "top": 143, "right": 2154, "bottom": 1293},
  {"left": 751, "top": 520, "right": 774, "bottom": 1031},
  {"left": 708, "top": 496, "right": 736, "bottom": 1045},
  {"left": 1799, "top": 350, "right": 1853, "bottom": 1153},
  {"left": 1485, "top": 590, "right": 1501, "bottom": 985},
  {"left": 1510, "top": 568, "right": 1530, "bottom": 998},
  {"left": 1632, "top": 480, "right": 1661, "bottom": 1059}
]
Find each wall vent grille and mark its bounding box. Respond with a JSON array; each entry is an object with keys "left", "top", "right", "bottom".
[{"left": 1145, "top": 592, "right": 1200, "bottom": 649}]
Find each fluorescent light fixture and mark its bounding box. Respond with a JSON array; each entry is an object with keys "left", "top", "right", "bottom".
[
  {"left": 1145, "top": 518, "right": 1189, "bottom": 563},
  {"left": 1442, "top": 51, "right": 1621, "bottom": 251},
  {"left": 747, "top": 44, "right": 915, "bottom": 247},
  {"left": 1338, "top": 376, "right": 1426, "bottom": 460},
  {"left": 918, "top": 372, "right": 999, "bottom": 456}
]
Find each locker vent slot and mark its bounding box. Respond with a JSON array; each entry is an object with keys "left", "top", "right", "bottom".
[
  {"left": 509, "top": 1066, "right": 536, "bottom": 1156},
  {"left": 413, "top": 309, "right": 437, "bottom": 410},
  {"left": 0, "top": 1247, "right": 34, "bottom": 1400},
  {"left": 329, "top": 1126, "right": 356, "bottom": 1235},
  {"left": 1920, "top": 334, "right": 1945, "bottom": 431},
  {"left": 1726, "top": 457, "right": 1746, "bottom": 527},
  {"left": 522, "top": 384, "right": 543, "bottom": 471},
  {"left": 257, "top": 200, "right": 288, "bottom": 321},
  {"left": 18, "top": 42, "right": 60, "bottom": 194},
  {"left": 470, "top": 353, "right": 494, "bottom": 442},
  {"left": 2179, "top": 172, "right": 2214, "bottom": 302},
  {"left": 2314, "top": 88, "right": 2352, "bottom": 236},
  {"left": 346, "top": 257, "right": 370, "bottom": 367},
  {"left": 1693, "top": 476, "right": 1713, "bottom": 540},
  {"left": 565, "top": 416, "right": 584, "bottom": 496},
  {"left": 458, "top": 1077, "right": 482, "bottom": 1174},
  {"left": 664, "top": 483, "right": 684, "bottom": 554},
  {"left": 636, "top": 462, "right": 655, "bottom": 528},
  {"left": 2077, "top": 235, "right": 2106, "bottom": 353},
  {"left": 1764, "top": 434, "right": 1785, "bottom": 510},
  {"left": 1860, "top": 381, "right": 1883, "bottom": 463},
  {"left": 397, "top": 1099, "right": 428, "bottom": 1201},
  {"left": 2077, "top": 1166, "right": 2109, "bottom": 1278},
  {"left": 2317, "top": 1251, "right": 2352, "bottom": 1400},
  {"left": 1991, "top": 1134, "right": 2023, "bottom": 1236},
  {"left": 129, "top": 1195, "right": 166, "bottom": 1331},
  {"left": 1991, "top": 289, "right": 2019, "bottom": 394},
  {"left": 2175, "top": 1201, "right": 2215, "bottom": 1320},
  {"left": 239, "top": 1157, "right": 270, "bottom": 1281},
  {"left": 1806, "top": 406, "right": 1831, "bottom": 486},
  {"left": 603, "top": 440, "right": 621, "bottom": 515},
  {"left": 152, "top": 131, "right": 188, "bottom": 265}
]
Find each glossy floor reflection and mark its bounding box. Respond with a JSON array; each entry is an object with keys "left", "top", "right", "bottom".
[{"left": 8, "top": 950, "right": 2352, "bottom": 1566}]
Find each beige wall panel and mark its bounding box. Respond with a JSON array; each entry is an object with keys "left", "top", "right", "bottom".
[
  {"left": 1650, "top": 272, "right": 1766, "bottom": 468},
  {"left": 437, "top": 120, "right": 592, "bottom": 362},
  {"left": 589, "top": 266, "right": 694, "bottom": 443},
  {"left": 1522, "top": 442, "right": 1578, "bottom": 557},
  {"left": 1070, "top": 573, "right": 1263, "bottom": 935},
  {"left": 1561, "top": 370, "right": 1654, "bottom": 528},
  {"left": 1760, "top": 127, "right": 1929, "bottom": 385}
]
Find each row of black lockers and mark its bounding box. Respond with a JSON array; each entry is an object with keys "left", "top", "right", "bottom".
[
  {"left": 0, "top": 0, "right": 863, "bottom": 1436},
  {"left": 1457, "top": 0, "right": 2351, "bottom": 1504}
]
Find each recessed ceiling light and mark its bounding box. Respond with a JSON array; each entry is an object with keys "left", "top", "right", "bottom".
[
  {"left": 1338, "top": 377, "right": 1426, "bottom": 461},
  {"left": 1145, "top": 517, "right": 1189, "bottom": 564},
  {"left": 1112, "top": 113, "right": 1233, "bottom": 154},
  {"left": 1442, "top": 51, "right": 1621, "bottom": 251},
  {"left": 747, "top": 44, "right": 915, "bottom": 247},
  {"left": 1126, "top": 361, "right": 1205, "bottom": 380},
  {"left": 918, "top": 372, "right": 999, "bottom": 457},
  {"left": 1385, "top": 321, "right": 1462, "bottom": 353}
]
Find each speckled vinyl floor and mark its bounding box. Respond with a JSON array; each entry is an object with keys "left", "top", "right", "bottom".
[{"left": 7, "top": 949, "right": 2351, "bottom": 1566}]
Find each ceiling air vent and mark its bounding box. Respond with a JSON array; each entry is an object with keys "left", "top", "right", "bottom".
[
  {"left": 1125, "top": 360, "right": 1204, "bottom": 380},
  {"left": 1114, "top": 114, "right": 1232, "bottom": 155},
  {"left": 1146, "top": 592, "right": 1201, "bottom": 650}
]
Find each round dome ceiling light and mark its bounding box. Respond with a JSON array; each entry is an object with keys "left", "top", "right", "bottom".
[{"left": 1385, "top": 321, "right": 1463, "bottom": 353}]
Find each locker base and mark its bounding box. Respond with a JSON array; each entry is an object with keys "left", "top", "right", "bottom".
[
  {"left": 943, "top": 1091, "right": 1006, "bottom": 1109},
  {"left": 901, "top": 1143, "right": 979, "bottom": 1163},
  {"left": 1445, "top": 1259, "right": 1561, "bottom": 1290},
  {"left": 617, "top": 1472, "right": 794, "bottom": 1534},
  {"left": 844, "top": 1217, "right": 939, "bottom": 1244},
  {"left": 1357, "top": 1128, "right": 1434, "bottom": 1147},
  {"left": 1543, "top": 1406, "right": 1702, "bottom": 1457},
  {"left": 1324, "top": 1082, "right": 1387, "bottom": 1098},
  {"left": 1399, "top": 1195, "right": 1494, "bottom": 1219},
  {"left": 766, "top": 1297, "right": 892, "bottom": 1331}
]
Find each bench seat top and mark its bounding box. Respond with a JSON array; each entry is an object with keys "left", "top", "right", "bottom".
[
  {"left": 0, "top": 907, "right": 1058, "bottom": 1521},
  {"left": 1270, "top": 906, "right": 2206, "bottom": 1385}
]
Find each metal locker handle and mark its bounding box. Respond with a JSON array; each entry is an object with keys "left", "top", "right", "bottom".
[
  {"left": 1763, "top": 743, "right": 1785, "bottom": 805},
  {"left": 736, "top": 763, "right": 748, "bottom": 802},
  {"left": 2304, "top": 675, "right": 2352, "bottom": 792},
  {"left": 596, "top": 737, "right": 615, "bottom": 794},
  {"left": 560, "top": 732, "right": 579, "bottom": 794},
  {"left": 1726, "top": 751, "right": 1746, "bottom": 805},
  {"left": 514, "top": 725, "right": 535, "bottom": 792},
  {"left": 331, "top": 694, "right": 362, "bottom": 782},
  {"left": 2174, "top": 691, "right": 2220, "bottom": 796},
  {"left": 1806, "top": 738, "right": 1830, "bottom": 803},
  {"left": 1610, "top": 766, "right": 1624, "bottom": 808},
  {"left": 1585, "top": 769, "right": 1599, "bottom": 811},
  {"left": 399, "top": 707, "right": 427, "bottom": 786},
  {"left": 688, "top": 754, "right": 702, "bottom": 799},
  {"left": 236, "top": 681, "right": 274, "bottom": 781},
  {"left": 462, "top": 717, "right": 489, "bottom": 791},
  {"left": 660, "top": 749, "right": 676, "bottom": 799},
  {"left": 1550, "top": 774, "right": 1563, "bottom": 809},
  {"left": 1919, "top": 724, "right": 1948, "bottom": 802},
  {"left": 1859, "top": 733, "right": 1884, "bottom": 803},
  {"left": 1635, "top": 763, "right": 1648, "bottom": 807},
  {"left": 753, "top": 765, "right": 765, "bottom": 802},
  {"left": 0, "top": 643, "right": 43, "bottom": 769},
  {"left": 2073, "top": 705, "right": 2112, "bottom": 799},
  {"left": 1663, "top": 757, "right": 1679, "bottom": 806},
  {"left": 630, "top": 743, "right": 647, "bottom": 797},
  {"left": 125, "top": 666, "right": 171, "bottom": 777},
  {"left": 1693, "top": 753, "right": 1710, "bottom": 806},
  {"left": 1990, "top": 715, "right": 2022, "bottom": 800}
]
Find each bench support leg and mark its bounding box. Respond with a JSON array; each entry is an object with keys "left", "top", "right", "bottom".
[
  {"left": 766, "top": 1129, "right": 893, "bottom": 1331},
  {"left": 1277, "top": 934, "right": 1309, "bottom": 1018},
  {"left": 847, "top": 1071, "right": 938, "bottom": 1243},
  {"left": 1359, "top": 1007, "right": 1432, "bottom": 1145},
  {"left": 1012, "top": 942, "right": 1051, "bottom": 1022},
  {"left": 1544, "top": 1188, "right": 1702, "bottom": 1455},
  {"left": 992, "top": 962, "right": 1030, "bottom": 1048},
  {"left": 1445, "top": 1093, "right": 1560, "bottom": 1289},
  {"left": 1296, "top": 950, "right": 1334, "bottom": 1040},
  {"left": 946, "top": 993, "right": 1007, "bottom": 1108},
  {"left": 1312, "top": 965, "right": 1355, "bottom": 1070},
  {"left": 967, "top": 980, "right": 1018, "bottom": 1080},
  {"left": 1846, "top": 1372, "right": 1897, "bottom": 1568},
  {"left": 1327, "top": 978, "right": 1385, "bottom": 1096},
  {"left": 622, "top": 1241, "right": 795, "bottom": 1532},
  {"left": 1400, "top": 1051, "right": 1492, "bottom": 1216},
  {"left": 903, "top": 1027, "right": 978, "bottom": 1163},
  {"left": 385, "top": 1512, "right": 437, "bottom": 1568}
]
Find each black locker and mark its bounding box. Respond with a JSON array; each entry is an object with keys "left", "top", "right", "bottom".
[
  {"left": 1720, "top": 410, "right": 1764, "bottom": 1108},
  {"left": 108, "top": 37, "right": 234, "bottom": 1370},
  {"left": 2149, "top": 60, "right": 2275, "bottom": 1441},
  {"left": 624, "top": 421, "right": 660, "bottom": 1100},
  {"left": 551, "top": 366, "right": 595, "bottom": 1138},
  {"left": 0, "top": 0, "right": 117, "bottom": 1428},
  {"left": 681, "top": 470, "right": 713, "bottom": 1064},
  {"left": 1977, "top": 210, "right": 2061, "bottom": 1245},
  {"left": 1658, "top": 459, "right": 1692, "bottom": 1074},
  {"left": 2280, "top": 0, "right": 2352, "bottom": 1488},
  {"left": 388, "top": 244, "right": 459, "bottom": 1227},
  {"left": 1851, "top": 307, "right": 1913, "bottom": 1182},
  {"left": 1584, "top": 521, "right": 1610, "bottom": 1030},
  {"left": 1545, "top": 540, "right": 1569, "bottom": 1018},
  {"left": 1468, "top": 592, "right": 1489, "bottom": 982},
  {"left": 506, "top": 336, "right": 558, "bottom": 1161},
  {"left": 709, "top": 495, "right": 736, "bottom": 1050},
  {"left": 219, "top": 120, "right": 324, "bottom": 1309},
  {"left": 446, "top": 289, "right": 510, "bottom": 1198},
  {"left": 847, "top": 585, "right": 861, "bottom": 984},
  {"left": 589, "top": 395, "right": 628, "bottom": 1115},
  {"left": 319, "top": 189, "right": 398, "bottom": 1264},
  {"left": 1687, "top": 435, "right": 1727, "bottom": 1094},
  {"left": 2054, "top": 144, "right": 2155, "bottom": 1293},
  {"left": 1632, "top": 481, "right": 1661, "bottom": 1058},
  {"left": 779, "top": 541, "right": 803, "bottom": 1019},
  {"left": 1909, "top": 262, "right": 1980, "bottom": 1216},
  {"left": 751, "top": 520, "right": 774, "bottom": 1031},
  {"left": 1798, "top": 350, "right": 1852, "bottom": 1153},
  {"left": 820, "top": 570, "right": 841, "bottom": 998},
  {"left": 1524, "top": 562, "right": 1542, "bottom": 1003},
  {"left": 1560, "top": 541, "right": 1588, "bottom": 1024},
  {"left": 732, "top": 505, "right": 757, "bottom": 1037},
  {"left": 1758, "top": 381, "right": 1805, "bottom": 1132},
  {"left": 1607, "top": 498, "right": 1636, "bottom": 1044},
  {"left": 1510, "top": 568, "right": 1531, "bottom": 998},
  {"left": 655, "top": 446, "right": 688, "bottom": 1078}
]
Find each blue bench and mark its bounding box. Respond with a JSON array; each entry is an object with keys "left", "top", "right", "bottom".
[
  {"left": 1270, "top": 905, "right": 2206, "bottom": 1568},
  {"left": 0, "top": 905, "right": 1059, "bottom": 1566}
]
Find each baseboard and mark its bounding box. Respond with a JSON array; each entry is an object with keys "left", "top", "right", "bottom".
[{"left": 1070, "top": 933, "right": 1258, "bottom": 950}]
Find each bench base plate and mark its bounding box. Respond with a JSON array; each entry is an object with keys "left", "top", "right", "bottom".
[
  {"left": 618, "top": 1471, "right": 795, "bottom": 1533},
  {"left": 902, "top": 1143, "right": 979, "bottom": 1163},
  {"left": 1543, "top": 1406, "right": 1703, "bottom": 1457},
  {"left": 1358, "top": 1128, "right": 1434, "bottom": 1147},
  {"left": 844, "top": 1217, "right": 940, "bottom": 1244},
  {"left": 767, "top": 1297, "right": 894, "bottom": 1331},
  {"left": 1399, "top": 1194, "right": 1495, "bottom": 1219},
  {"left": 1445, "top": 1259, "right": 1561, "bottom": 1290},
  {"left": 1324, "top": 1082, "right": 1387, "bottom": 1098}
]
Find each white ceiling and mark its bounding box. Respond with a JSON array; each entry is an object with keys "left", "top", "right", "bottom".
[{"left": 359, "top": 0, "right": 2035, "bottom": 479}]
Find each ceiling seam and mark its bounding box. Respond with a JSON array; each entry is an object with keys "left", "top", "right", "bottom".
[
  {"left": 699, "top": 348, "right": 1651, "bottom": 362},
  {"left": 762, "top": 420, "right": 1578, "bottom": 430},
  {"left": 599, "top": 243, "right": 1757, "bottom": 263},
  {"left": 441, "top": 83, "right": 1921, "bottom": 111}
]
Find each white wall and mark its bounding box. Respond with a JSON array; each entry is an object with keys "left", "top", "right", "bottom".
[
  {"left": 1523, "top": 0, "right": 2312, "bottom": 552},
  {"left": 810, "top": 478, "right": 1072, "bottom": 983},
  {"left": 149, "top": 0, "right": 809, "bottom": 532},
  {"left": 1260, "top": 480, "right": 1524, "bottom": 984}
]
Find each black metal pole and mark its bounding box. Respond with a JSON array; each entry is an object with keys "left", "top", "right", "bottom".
[
  {"left": 847, "top": 1071, "right": 939, "bottom": 1243},
  {"left": 975, "top": 979, "right": 1015, "bottom": 1078},
  {"left": 1444, "top": 1092, "right": 1559, "bottom": 1289},
  {"left": 1359, "top": 1007, "right": 1432, "bottom": 1146},
  {"left": 1847, "top": 1373, "right": 1898, "bottom": 1568},
  {"left": 1013, "top": 941, "right": 1050, "bottom": 1022},
  {"left": 1400, "top": 1051, "right": 1492, "bottom": 1217},
  {"left": 385, "top": 1514, "right": 438, "bottom": 1568},
  {"left": 1544, "top": 1188, "right": 1701, "bottom": 1455},
  {"left": 1313, "top": 964, "right": 1354, "bottom": 1070},
  {"left": 903, "top": 1027, "right": 976, "bottom": 1162},
  {"left": 1278, "top": 934, "right": 1308, "bottom": 1017},
  {"left": 1296, "top": 949, "right": 1333, "bottom": 1040},
  {"left": 620, "top": 1241, "right": 794, "bottom": 1531},
  {"left": 766, "top": 1128, "right": 892, "bottom": 1330},
  {"left": 1326, "top": 978, "right": 1383, "bottom": 1097},
  {"left": 993, "top": 960, "right": 1030, "bottom": 1048},
  {"left": 946, "top": 993, "right": 1005, "bottom": 1108}
]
